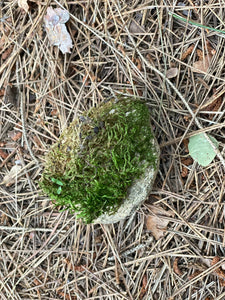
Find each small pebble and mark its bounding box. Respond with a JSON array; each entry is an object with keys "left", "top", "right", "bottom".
[{"left": 94, "top": 127, "right": 99, "bottom": 134}]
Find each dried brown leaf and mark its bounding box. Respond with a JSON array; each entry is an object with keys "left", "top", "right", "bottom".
[
  {"left": 129, "top": 20, "right": 145, "bottom": 34},
  {"left": 193, "top": 55, "right": 212, "bottom": 73},
  {"left": 148, "top": 205, "right": 175, "bottom": 217},
  {"left": 146, "top": 205, "right": 174, "bottom": 240},
  {"left": 146, "top": 216, "right": 169, "bottom": 240},
  {"left": 166, "top": 67, "right": 178, "bottom": 79}
]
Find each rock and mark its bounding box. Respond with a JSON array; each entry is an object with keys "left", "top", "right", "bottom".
[
  {"left": 93, "top": 139, "right": 160, "bottom": 224},
  {"left": 40, "top": 97, "right": 160, "bottom": 224}
]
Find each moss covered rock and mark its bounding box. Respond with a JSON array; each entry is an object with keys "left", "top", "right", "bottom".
[{"left": 40, "top": 97, "right": 160, "bottom": 224}]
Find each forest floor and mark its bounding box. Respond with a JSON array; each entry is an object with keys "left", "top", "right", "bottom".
[{"left": 0, "top": 1, "right": 225, "bottom": 299}]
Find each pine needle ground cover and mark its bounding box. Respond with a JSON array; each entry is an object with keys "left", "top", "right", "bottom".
[{"left": 0, "top": 1, "right": 225, "bottom": 299}]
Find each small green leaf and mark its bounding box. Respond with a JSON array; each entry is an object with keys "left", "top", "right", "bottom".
[
  {"left": 51, "top": 178, "right": 64, "bottom": 186},
  {"left": 188, "top": 133, "right": 219, "bottom": 167},
  {"left": 57, "top": 186, "right": 62, "bottom": 195}
]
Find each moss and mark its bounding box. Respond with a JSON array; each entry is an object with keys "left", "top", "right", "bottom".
[{"left": 40, "top": 97, "right": 158, "bottom": 223}]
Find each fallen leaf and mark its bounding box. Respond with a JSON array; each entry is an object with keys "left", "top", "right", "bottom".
[
  {"left": 0, "top": 165, "right": 22, "bottom": 186},
  {"left": 188, "top": 133, "right": 219, "bottom": 167},
  {"left": 146, "top": 205, "right": 174, "bottom": 240},
  {"left": 44, "top": 7, "right": 73, "bottom": 54},
  {"left": 129, "top": 20, "right": 145, "bottom": 34},
  {"left": 193, "top": 55, "right": 212, "bottom": 73},
  {"left": 166, "top": 67, "right": 178, "bottom": 79}
]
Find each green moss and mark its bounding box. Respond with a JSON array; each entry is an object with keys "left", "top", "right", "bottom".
[{"left": 40, "top": 97, "right": 158, "bottom": 223}]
